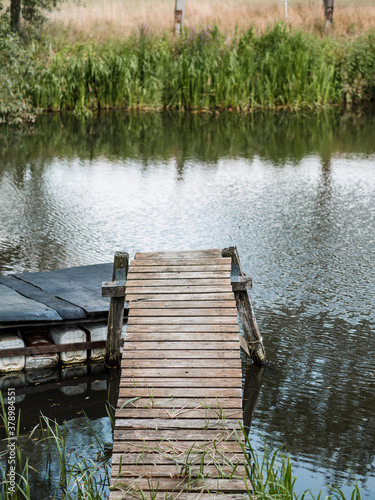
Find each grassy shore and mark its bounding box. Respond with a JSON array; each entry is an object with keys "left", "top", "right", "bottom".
[{"left": 1, "top": 1, "right": 375, "bottom": 123}]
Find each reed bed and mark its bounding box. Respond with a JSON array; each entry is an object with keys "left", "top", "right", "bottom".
[
  {"left": 46, "top": 0, "right": 375, "bottom": 42},
  {"left": 28, "top": 24, "right": 374, "bottom": 115}
]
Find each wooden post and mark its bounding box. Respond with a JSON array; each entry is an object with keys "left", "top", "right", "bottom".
[
  {"left": 222, "top": 246, "right": 266, "bottom": 366},
  {"left": 174, "top": 0, "right": 185, "bottom": 36},
  {"left": 324, "top": 0, "right": 335, "bottom": 27},
  {"left": 102, "top": 252, "right": 129, "bottom": 368},
  {"left": 10, "top": 0, "right": 21, "bottom": 33}
]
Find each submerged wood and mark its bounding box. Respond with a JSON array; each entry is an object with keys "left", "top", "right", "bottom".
[
  {"left": 103, "top": 251, "right": 129, "bottom": 368},
  {"left": 222, "top": 246, "right": 266, "bottom": 365}
]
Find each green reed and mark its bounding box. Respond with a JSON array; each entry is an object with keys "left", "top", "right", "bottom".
[{"left": 17, "top": 24, "right": 373, "bottom": 119}]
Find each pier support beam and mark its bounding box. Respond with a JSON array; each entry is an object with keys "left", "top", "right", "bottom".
[
  {"left": 222, "top": 246, "right": 266, "bottom": 366},
  {"left": 102, "top": 252, "right": 129, "bottom": 368}
]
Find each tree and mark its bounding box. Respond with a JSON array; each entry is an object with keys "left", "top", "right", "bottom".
[{"left": 7, "top": 0, "right": 62, "bottom": 33}]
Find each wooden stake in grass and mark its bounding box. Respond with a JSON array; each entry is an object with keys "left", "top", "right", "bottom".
[
  {"left": 324, "top": 0, "right": 335, "bottom": 26},
  {"left": 175, "top": 0, "right": 185, "bottom": 35}
]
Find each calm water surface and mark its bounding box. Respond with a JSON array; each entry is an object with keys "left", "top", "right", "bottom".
[{"left": 0, "top": 109, "right": 374, "bottom": 498}]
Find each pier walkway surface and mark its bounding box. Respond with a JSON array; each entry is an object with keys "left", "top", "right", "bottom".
[{"left": 110, "top": 249, "right": 251, "bottom": 499}]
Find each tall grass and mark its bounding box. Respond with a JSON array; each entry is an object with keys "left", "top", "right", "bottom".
[
  {"left": 44, "top": 0, "right": 375, "bottom": 41},
  {"left": 1, "top": 19, "right": 375, "bottom": 122},
  {"left": 29, "top": 24, "right": 375, "bottom": 115}
]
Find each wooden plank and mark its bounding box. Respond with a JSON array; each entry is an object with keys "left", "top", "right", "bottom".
[
  {"left": 127, "top": 279, "right": 229, "bottom": 287},
  {"left": 127, "top": 293, "right": 234, "bottom": 301},
  {"left": 130, "top": 300, "right": 236, "bottom": 309},
  {"left": 120, "top": 368, "right": 241, "bottom": 378},
  {"left": 125, "top": 325, "right": 239, "bottom": 333},
  {"left": 125, "top": 286, "right": 233, "bottom": 294},
  {"left": 110, "top": 477, "right": 248, "bottom": 492},
  {"left": 111, "top": 452, "right": 244, "bottom": 465},
  {"left": 134, "top": 250, "right": 221, "bottom": 260},
  {"left": 110, "top": 491, "right": 249, "bottom": 500},
  {"left": 124, "top": 332, "right": 239, "bottom": 342},
  {"left": 117, "top": 398, "right": 242, "bottom": 409},
  {"left": 121, "top": 350, "right": 240, "bottom": 359},
  {"left": 129, "top": 264, "right": 231, "bottom": 272},
  {"left": 121, "top": 359, "right": 240, "bottom": 369},
  {"left": 130, "top": 258, "right": 231, "bottom": 267},
  {"left": 128, "top": 272, "right": 230, "bottom": 279},
  {"left": 111, "top": 463, "right": 245, "bottom": 477},
  {"left": 123, "top": 341, "right": 239, "bottom": 350},
  {"left": 113, "top": 429, "right": 241, "bottom": 442},
  {"left": 129, "top": 308, "right": 237, "bottom": 317},
  {"left": 115, "top": 408, "right": 243, "bottom": 419},
  {"left": 128, "top": 317, "right": 237, "bottom": 325},
  {"left": 115, "top": 418, "right": 241, "bottom": 430},
  {"left": 0, "top": 340, "right": 106, "bottom": 357},
  {"left": 119, "top": 388, "right": 242, "bottom": 398},
  {"left": 119, "top": 378, "right": 240, "bottom": 388},
  {"left": 112, "top": 440, "right": 244, "bottom": 454}
]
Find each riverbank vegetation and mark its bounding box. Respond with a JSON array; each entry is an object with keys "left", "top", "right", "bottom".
[{"left": 0, "top": 1, "right": 375, "bottom": 123}]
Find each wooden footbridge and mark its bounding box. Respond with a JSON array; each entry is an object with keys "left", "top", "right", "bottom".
[{"left": 104, "top": 248, "right": 266, "bottom": 499}]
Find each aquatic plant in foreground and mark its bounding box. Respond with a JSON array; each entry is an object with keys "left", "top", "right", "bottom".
[{"left": 0, "top": 393, "right": 364, "bottom": 499}]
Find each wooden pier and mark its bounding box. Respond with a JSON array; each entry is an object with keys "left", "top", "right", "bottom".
[{"left": 109, "top": 249, "right": 256, "bottom": 499}]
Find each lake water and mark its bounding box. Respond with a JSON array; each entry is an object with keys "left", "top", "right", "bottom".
[{"left": 0, "top": 108, "right": 374, "bottom": 498}]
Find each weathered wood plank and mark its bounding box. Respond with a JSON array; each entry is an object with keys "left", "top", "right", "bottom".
[
  {"left": 115, "top": 418, "right": 241, "bottom": 430},
  {"left": 120, "top": 368, "right": 242, "bottom": 378},
  {"left": 114, "top": 408, "right": 243, "bottom": 419},
  {"left": 124, "top": 332, "right": 239, "bottom": 342},
  {"left": 123, "top": 341, "right": 239, "bottom": 350},
  {"left": 110, "top": 491, "right": 248, "bottom": 500},
  {"left": 130, "top": 258, "right": 231, "bottom": 267},
  {"left": 110, "top": 477, "right": 249, "bottom": 493},
  {"left": 127, "top": 293, "right": 234, "bottom": 301},
  {"left": 117, "top": 398, "right": 242, "bottom": 409},
  {"left": 113, "top": 429, "right": 241, "bottom": 442},
  {"left": 119, "top": 378, "right": 240, "bottom": 389},
  {"left": 111, "top": 463, "right": 245, "bottom": 477},
  {"left": 134, "top": 250, "right": 221, "bottom": 260},
  {"left": 126, "top": 286, "right": 233, "bottom": 294},
  {"left": 0, "top": 340, "right": 106, "bottom": 357},
  {"left": 121, "top": 359, "right": 240, "bottom": 369},
  {"left": 127, "top": 279, "right": 229, "bottom": 287},
  {"left": 125, "top": 325, "right": 239, "bottom": 333},
  {"left": 130, "top": 300, "right": 236, "bottom": 309},
  {"left": 119, "top": 388, "right": 242, "bottom": 398},
  {"left": 121, "top": 349, "right": 240, "bottom": 359},
  {"left": 112, "top": 440, "right": 244, "bottom": 454},
  {"left": 128, "top": 317, "right": 237, "bottom": 325},
  {"left": 129, "top": 264, "right": 231, "bottom": 273},
  {"left": 128, "top": 271, "right": 230, "bottom": 279},
  {"left": 129, "top": 308, "right": 237, "bottom": 317},
  {"left": 111, "top": 452, "right": 244, "bottom": 465}
]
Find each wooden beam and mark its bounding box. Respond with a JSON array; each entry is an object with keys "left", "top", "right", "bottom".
[
  {"left": 222, "top": 246, "right": 266, "bottom": 365},
  {"left": 104, "top": 251, "right": 128, "bottom": 368}
]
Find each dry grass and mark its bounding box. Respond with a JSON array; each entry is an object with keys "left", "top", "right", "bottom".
[{"left": 45, "top": 0, "right": 375, "bottom": 41}]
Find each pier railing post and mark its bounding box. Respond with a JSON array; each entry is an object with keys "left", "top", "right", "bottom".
[
  {"left": 102, "top": 251, "right": 129, "bottom": 368},
  {"left": 222, "top": 246, "right": 266, "bottom": 366}
]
